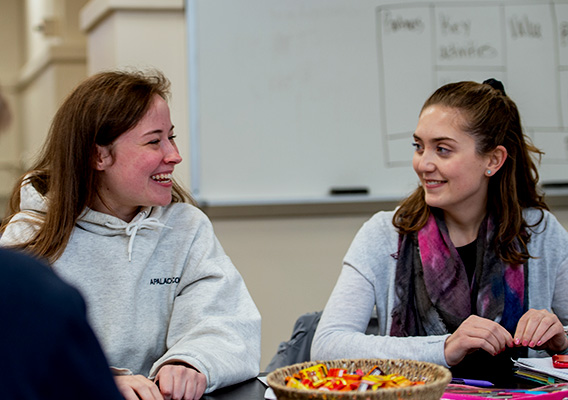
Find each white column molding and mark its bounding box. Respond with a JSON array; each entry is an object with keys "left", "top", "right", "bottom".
[
  {"left": 17, "top": 44, "right": 86, "bottom": 90},
  {"left": 80, "top": 0, "right": 184, "bottom": 34}
]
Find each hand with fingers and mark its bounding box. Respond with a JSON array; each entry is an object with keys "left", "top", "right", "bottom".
[
  {"left": 155, "top": 364, "right": 207, "bottom": 400},
  {"left": 444, "top": 315, "right": 514, "bottom": 366},
  {"left": 513, "top": 308, "right": 568, "bottom": 353},
  {"left": 115, "top": 375, "right": 164, "bottom": 400}
]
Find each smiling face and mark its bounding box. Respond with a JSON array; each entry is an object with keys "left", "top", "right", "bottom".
[
  {"left": 412, "top": 105, "right": 493, "bottom": 221},
  {"left": 92, "top": 95, "right": 182, "bottom": 221}
]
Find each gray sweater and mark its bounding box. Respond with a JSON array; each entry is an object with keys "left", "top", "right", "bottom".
[
  {"left": 1, "top": 182, "right": 261, "bottom": 393},
  {"left": 312, "top": 208, "right": 568, "bottom": 366}
]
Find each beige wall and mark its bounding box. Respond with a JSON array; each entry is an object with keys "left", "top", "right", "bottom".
[
  {"left": 212, "top": 214, "right": 371, "bottom": 368},
  {"left": 2, "top": 0, "right": 568, "bottom": 373}
]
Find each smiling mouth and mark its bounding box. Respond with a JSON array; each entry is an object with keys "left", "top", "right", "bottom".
[
  {"left": 151, "top": 173, "right": 173, "bottom": 183},
  {"left": 424, "top": 179, "right": 446, "bottom": 186}
]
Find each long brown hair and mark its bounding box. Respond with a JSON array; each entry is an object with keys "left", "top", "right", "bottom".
[
  {"left": 393, "top": 80, "right": 547, "bottom": 264},
  {"left": 2, "top": 69, "right": 194, "bottom": 263}
]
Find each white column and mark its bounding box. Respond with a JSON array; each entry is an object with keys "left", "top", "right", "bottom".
[{"left": 15, "top": 0, "right": 88, "bottom": 173}]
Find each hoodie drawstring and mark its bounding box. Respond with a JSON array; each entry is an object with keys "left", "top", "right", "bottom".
[{"left": 105, "top": 211, "right": 172, "bottom": 261}]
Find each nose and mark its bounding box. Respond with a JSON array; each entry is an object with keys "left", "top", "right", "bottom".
[
  {"left": 413, "top": 149, "right": 435, "bottom": 174},
  {"left": 163, "top": 141, "right": 182, "bottom": 165}
]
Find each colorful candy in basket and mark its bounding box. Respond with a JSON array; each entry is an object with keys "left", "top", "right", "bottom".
[{"left": 284, "top": 363, "right": 425, "bottom": 392}]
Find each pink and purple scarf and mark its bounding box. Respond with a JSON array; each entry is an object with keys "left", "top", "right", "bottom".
[{"left": 390, "top": 210, "right": 526, "bottom": 337}]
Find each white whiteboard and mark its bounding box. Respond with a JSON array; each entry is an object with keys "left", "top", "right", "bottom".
[{"left": 187, "top": 0, "right": 568, "bottom": 206}]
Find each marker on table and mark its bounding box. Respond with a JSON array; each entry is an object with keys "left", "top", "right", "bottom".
[{"left": 450, "top": 378, "right": 494, "bottom": 387}]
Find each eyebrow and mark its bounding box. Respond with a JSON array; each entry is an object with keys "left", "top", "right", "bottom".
[
  {"left": 412, "top": 133, "right": 457, "bottom": 143},
  {"left": 143, "top": 125, "right": 175, "bottom": 136}
]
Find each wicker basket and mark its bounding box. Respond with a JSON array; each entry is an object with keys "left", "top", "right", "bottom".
[{"left": 266, "top": 358, "right": 451, "bottom": 400}]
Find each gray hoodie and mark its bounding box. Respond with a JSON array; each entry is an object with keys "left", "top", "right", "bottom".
[{"left": 1, "top": 181, "right": 261, "bottom": 393}]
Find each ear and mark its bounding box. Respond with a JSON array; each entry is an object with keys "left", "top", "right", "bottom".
[
  {"left": 94, "top": 144, "right": 112, "bottom": 171},
  {"left": 486, "top": 145, "right": 507, "bottom": 176}
]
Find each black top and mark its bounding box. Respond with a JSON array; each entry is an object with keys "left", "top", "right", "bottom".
[
  {"left": 453, "top": 240, "right": 525, "bottom": 384},
  {"left": 0, "top": 248, "right": 123, "bottom": 400},
  {"left": 457, "top": 239, "right": 477, "bottom": 284}
]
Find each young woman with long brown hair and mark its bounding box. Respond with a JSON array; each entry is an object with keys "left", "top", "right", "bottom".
[
  {"left": 312, "top": 80, "right": 568, "bottom": 383},
  {"left": 1, "top": 69, "right": 261, "bottom": 400}
]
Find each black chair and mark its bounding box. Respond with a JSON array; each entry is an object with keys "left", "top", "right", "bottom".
[{"left": 265, "top": 309, "right": 378, "bottom": 372}]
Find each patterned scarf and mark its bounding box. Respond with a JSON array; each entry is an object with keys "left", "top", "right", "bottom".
[{"left": 390, "top": 210, "right": 526, "bottom": 337}]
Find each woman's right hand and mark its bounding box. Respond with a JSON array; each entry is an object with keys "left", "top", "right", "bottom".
[
  {"left": 444, "top": 315, "right": 514, "bottom": 366},
  {"left": 114, "top": 375, "right": 164, "bottom": 400}
]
